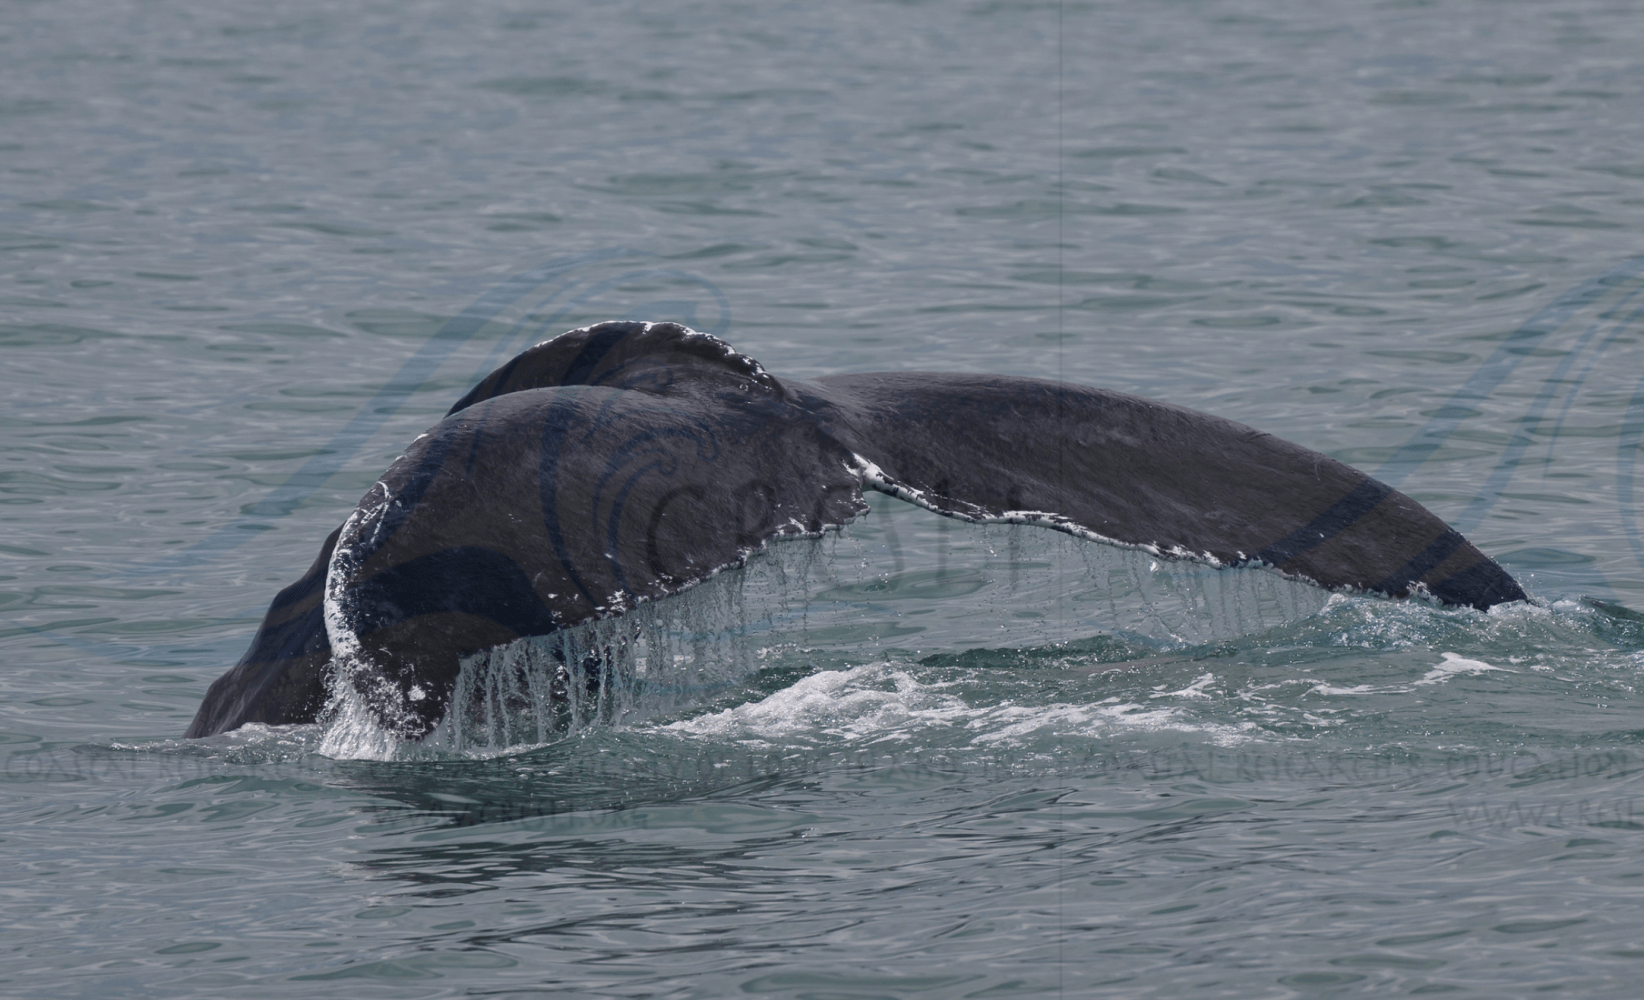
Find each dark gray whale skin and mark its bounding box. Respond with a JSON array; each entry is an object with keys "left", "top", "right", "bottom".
[{"left": 186, "top": 321, "right": 1526, "bottom": 740}]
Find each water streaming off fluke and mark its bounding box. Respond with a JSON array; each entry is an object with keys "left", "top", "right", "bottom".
[{"left": 318, "top": 505, "right": 1334, "bottom": 758}]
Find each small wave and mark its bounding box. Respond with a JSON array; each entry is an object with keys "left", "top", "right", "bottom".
[
  {"left": 1308, "top": 682, "right": 1377, "bottom": 696},
  {"left": 967, "top": 698, "right": 1258, "bottom": 748},
  {"left": 1415, "top": 651, "right": 1512, "bottom": 686},
  {"left": 1300, "top": 652, "right": 1512, "bottom": 699},
  {"left": 1151, "top": 671, "right": 1217, "bottom": 699}
]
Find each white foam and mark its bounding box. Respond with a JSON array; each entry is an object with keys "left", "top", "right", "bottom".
[
  {"left": 1151, "top": 672, "right": 1217, "bottom": 699},
  {"left": 1310, "top": 682, "right": 1376, "bottom": 696},
  {"left": 666, "top": 663, "right": 969, "bottom": 743},
  {"left": 1414, "top": 651, "right": 1511, "bottom": 686},
  {"left": 666, "top": 661, "right": 1256, "bottom": 748},
  {"left": 316, "top": 499, "right": 411, "bottom": 762}
]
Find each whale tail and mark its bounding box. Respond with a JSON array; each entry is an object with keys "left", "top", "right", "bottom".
[{"left": 186, "top": 322, "right": 1524, "bottom": 740}]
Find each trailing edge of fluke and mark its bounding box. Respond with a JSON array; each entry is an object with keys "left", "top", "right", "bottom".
[{"left": 186, "top": 321, "right": 1527, "bottom": 740}]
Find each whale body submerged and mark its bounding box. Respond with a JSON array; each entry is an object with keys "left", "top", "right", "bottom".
[{"left": 186, "top": 321, "right": 1526, "bottom": 740}]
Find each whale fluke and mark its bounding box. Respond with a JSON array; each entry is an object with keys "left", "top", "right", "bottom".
[{"left": 186, "top": 321, "right": 1525, "bottom": 740}]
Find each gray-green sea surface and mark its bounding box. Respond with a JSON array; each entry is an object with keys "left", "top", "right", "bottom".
[{"left": 6, "top": 1, "right": 1644, "bottom": 996}]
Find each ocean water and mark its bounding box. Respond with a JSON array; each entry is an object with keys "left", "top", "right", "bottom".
[{"left": 6, "top": 0, "right": 1644, "bottom": 995}]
